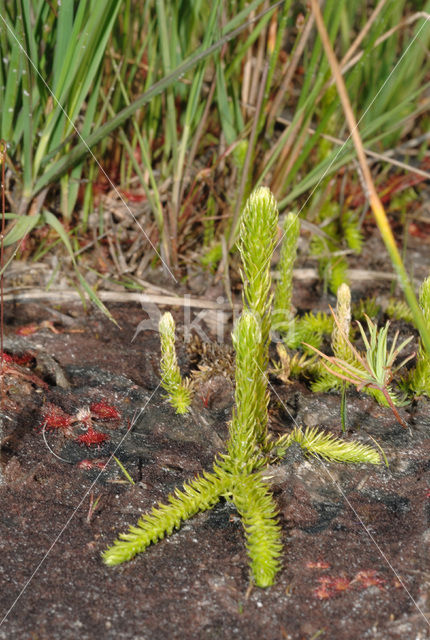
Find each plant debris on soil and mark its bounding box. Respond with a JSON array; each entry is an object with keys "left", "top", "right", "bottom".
[{"left": 1, "top": 226, "right": 430, "bottom": 640}]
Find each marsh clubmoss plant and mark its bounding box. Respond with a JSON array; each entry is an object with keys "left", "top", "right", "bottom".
[
  {"left": 272, "top": 211, "right": 300, "bottom": 335},
  {"left": 408, "top": 276, "right": 430, "bottom": 397},
  {"left": 159, "top": 312, "right": 193, "bottom": 414},
  {"left": 103, "top": 310, "right": 282, "bottom": 587},
  {"left": 103, "top": 188, "right": 381, "bottom": 588}
]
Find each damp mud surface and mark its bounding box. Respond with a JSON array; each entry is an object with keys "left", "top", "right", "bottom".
[{"left": 1, "top": 265, "right": 430, "bottom": 639}]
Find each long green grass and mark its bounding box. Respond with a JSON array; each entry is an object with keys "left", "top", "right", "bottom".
[{"left": 1, "top": 1, "right": 429, "bottom": 346}]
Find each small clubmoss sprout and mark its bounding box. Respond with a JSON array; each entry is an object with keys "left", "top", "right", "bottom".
[
  {"left": 386, "top": 297, "right": 414, "bottom": 324},
  {"left": 332, "top": 283, "right": 352, "bottom": 361},
  {"left": 352, "top": 296, "right": 380, "bottom": 322},
  {"left": 159, "top": 312, "right": 193, "bottom": 414},
  {"left": 272, "top": 344, "right": 318, "bottom": 384},
  {"left": 286, "top": 311, "right": 333, "bottom": 352},
  {"left": 310, "top": 284, "right": 353, "bottom": 394}
]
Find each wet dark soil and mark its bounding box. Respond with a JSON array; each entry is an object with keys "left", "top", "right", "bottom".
[{"left": 1, "top": 229, "right": 430, "bottom": 639}]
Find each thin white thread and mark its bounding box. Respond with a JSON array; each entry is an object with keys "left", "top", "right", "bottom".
[
  {"left": 0, "top": 389, "right": 159, "bottom": 627},
  {"left": 262, "top": 366, "right": 430, "bottom": 628},
  {"left": 0, "top": 13, "right": 177, "bottom": 283},
  {"left": 41, "top": 421, "right": 74, "bottom": 464}
]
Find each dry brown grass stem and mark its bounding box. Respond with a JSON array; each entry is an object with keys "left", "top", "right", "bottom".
[{"left": 267, "top": 10, "right": 315, "bottom": 128}]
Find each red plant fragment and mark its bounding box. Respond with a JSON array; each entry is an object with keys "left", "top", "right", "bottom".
[
  {"left": 76, "top": 427, "right": 109, "bottom": 447},
  {"left": 40, "top": 403, "right": 73, "bottom": 430},
  {"left": 11, "top": 352, "right": 34, "bottom": 366},
  {"left": 15, "top": 323, "right": 39, "bottom": 336},
  {"left": 306, "top": 560, "right": 331, "bottom": 569},
  {"left": 15, "top": 321, "right": 60, "bottom": 336},
  {"left": 313, "top": 575, "right": 351, "bottom": 599},
  {"left": 408, "top": 222, "right": 430, "bottom": 239},
  {"left": 120, "top": 189, "right": 147, "bottom": 203},
  {"left": 328, "top": 576, "right": 351, "bottom": 592},
  {"left": 0, "top": 351, "right": 33, "bottom": 366},
  {"left": 77, "top": 458, "right": 108, "bottom": 470},
  {"left": 313, "top": 584, "right": 332, "bottom": 600},
  {"left": 354, "top": 570, "right": 385, "bottom": 589},
  {"left": 90, "top": 401, "right": 120, "bottom": 420}
]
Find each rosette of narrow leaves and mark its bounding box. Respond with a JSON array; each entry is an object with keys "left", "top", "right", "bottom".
[
  {"left": 226, "top": 311, "right": 267, "bottom": 467},
  {"left": 408, "top": 277, "right": 430, "bottom": 397},
  {"left": 272, "top": 212, "right": 300, "bottom": 335},
  {"left": 238, "top": 187, "right": 278, "bottom": 444},
  {"left": 306, "top": 313, "right": 414, "bottom": 428},
  {"left": 232, "top": 471, "right": 282, "bottom": 588},
  {"left": 159, "top": 312, "right": 192, "bottom": 414},
  {"left": 103, "top": 462, "right": 230, "bottom": 566},
  {"left": 275, "top": 426, "right": 381, "bottom": 465}
]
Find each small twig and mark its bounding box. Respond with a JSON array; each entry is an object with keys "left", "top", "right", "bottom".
[
  {"left": 3, "top": 289, "right": 241, "bottom": 309},
  {"left": 86, "top": 491, "right": 102, "bottom": 523}
]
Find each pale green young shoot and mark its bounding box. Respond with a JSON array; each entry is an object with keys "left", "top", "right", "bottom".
[{"left": 159, "top": 312, "right": 193, "bottom": 415}]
